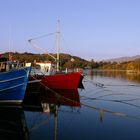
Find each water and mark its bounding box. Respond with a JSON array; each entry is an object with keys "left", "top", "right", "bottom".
[{"left": 1, "top": 70, "right": 140, "bottom": 140}]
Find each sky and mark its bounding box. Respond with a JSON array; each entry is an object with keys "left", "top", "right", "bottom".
[{"left": 0, "top": 0, "right": 140, "bottom": 61}]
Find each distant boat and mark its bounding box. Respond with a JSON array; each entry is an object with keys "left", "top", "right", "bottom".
[{"left": 0, "top": 57, "right": 31, "bottom": 104}]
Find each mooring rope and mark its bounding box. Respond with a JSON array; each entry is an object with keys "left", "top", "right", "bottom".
[
  {"left": 29, "top": 74, "right": 140, "bottom": 124},
  {"left": 80, "top": 101, "right": 140, "bottom": 120}
]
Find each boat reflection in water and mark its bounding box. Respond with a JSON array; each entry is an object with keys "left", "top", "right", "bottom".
[
  {"left": 0, "top": 106, "right": 29, "bottom": 140},
  {"left": 24, "top": 81, "right": 81, "bottom": 111},
  {"left": 23, "top": 86, "right": 81, "bottom": 140},
  {"left": 24, "top": 86, "right": 81, "bottom": 114},
  {"left": 42, "top": 89, "right": 80, "bottom": 140},
  {"left": 0, "top": 82, "right": 108, "bottom": 140},
  {"left": 41, "top": 89, "right": 80, "bottom": 110}
]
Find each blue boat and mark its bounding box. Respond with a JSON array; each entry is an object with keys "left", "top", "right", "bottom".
[{"left": 0, "top": 57, "right": 31, "bottom": 104}]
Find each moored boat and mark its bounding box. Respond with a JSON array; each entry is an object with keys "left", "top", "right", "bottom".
[
  {"left": 28, "top": 19, "right": 83, "bottom": 90},
  {"left": 41, "top": 71, "right": 83, "bottom": 89},
  {"left": 0, "top": 57, "right": 31, "bottom": 104},
  {"left": 29, "top": 61, "right": 83, "bottom": 89}
]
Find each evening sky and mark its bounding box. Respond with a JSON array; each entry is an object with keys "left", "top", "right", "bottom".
[{"left": 0, "top": 0, "right": 140, "bottom": 61}]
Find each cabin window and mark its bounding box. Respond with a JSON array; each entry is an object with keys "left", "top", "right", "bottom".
[
  {"left": 0, "top": 62, "right": 6, "bottom": 72},
  {"left": 35, "top": 64, "right": 41, "bottom": 70}
]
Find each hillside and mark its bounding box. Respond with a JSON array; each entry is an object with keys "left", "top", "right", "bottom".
[
  {"left": 2, "top": 52, "right": 90, "bottom": 69},
  {"left": 104, "top": 55, "right": 140, "bottom": 63}
]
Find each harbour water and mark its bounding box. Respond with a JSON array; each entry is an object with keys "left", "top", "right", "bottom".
[{"left": 1, "top": 70, "right": 140, "bottom": 140}]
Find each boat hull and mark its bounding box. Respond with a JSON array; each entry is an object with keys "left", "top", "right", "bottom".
[
  {"left": 0, "top": 67, "right": 31, "bottom": 104},
  {"left": 41, "top": 72, "right": 83, "bottom": 89}
]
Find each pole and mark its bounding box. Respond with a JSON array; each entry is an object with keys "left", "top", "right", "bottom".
[
  {"left": 56, "top": 18, "right": 60, "bottom": 72},
  {"left": 54, "top": 105, "right": 58, "bottom": 140}
]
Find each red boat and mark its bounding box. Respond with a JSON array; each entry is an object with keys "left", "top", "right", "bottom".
[
  {"left": 29, "top": 61, "right": 83, "bottom": 90},
  {"left": 41, "top": 72, "right": 83, "bottom": 89},
  {"left": 28, "top": 20, "right": 83, "bottom": 90}
]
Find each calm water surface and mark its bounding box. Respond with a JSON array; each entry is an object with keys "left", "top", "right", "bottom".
[{"left": 1, "top": 70, "right": 140, "bottom": 140}]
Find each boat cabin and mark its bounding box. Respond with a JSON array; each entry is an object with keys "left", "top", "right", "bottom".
[
  {"left": 0, "top": 57, "right": 30, "bottom": 72},
  {"left": 0, "top": 57, "right": 15, "bottom": 72},
  {"left": 34, "top": 61, "right": 56, "bottom": 75}
]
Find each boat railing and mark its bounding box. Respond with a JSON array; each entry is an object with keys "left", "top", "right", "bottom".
[{"left": 0, "top": 60, "right": 31, "bottom": 72}]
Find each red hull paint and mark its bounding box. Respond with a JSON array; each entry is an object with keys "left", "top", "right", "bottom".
[{"left": 41, "top": 72, "right": 82, "bottom": 89}]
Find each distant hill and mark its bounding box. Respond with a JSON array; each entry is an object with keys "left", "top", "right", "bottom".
[
  {"left": 104, "top": 55, "right": 140, "bottom": 63},
  {"left": 2, "top": 52, "right": 90, "bottom": 69}
]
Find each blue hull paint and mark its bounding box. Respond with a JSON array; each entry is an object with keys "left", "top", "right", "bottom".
[{"left": 0, "top": 67, "right": 31, "bottom": 103}]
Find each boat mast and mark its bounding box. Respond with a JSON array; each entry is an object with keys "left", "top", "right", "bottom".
[
  {"left": 56, "top": 18, "right": 60, "bottom": 72},
  {"left": 8, "top": 25, "right": 12, "bottom": 61}
]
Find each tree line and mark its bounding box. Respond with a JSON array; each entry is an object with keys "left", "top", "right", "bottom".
[
  {"left": 2, "top": 52, "right": 140, "bottom": 72},
  {"left": 98, "top": 59, "right": 140, "bottom": 72},
  {"left": 2, "top": 52, "right": 90, "bottom": 69}
]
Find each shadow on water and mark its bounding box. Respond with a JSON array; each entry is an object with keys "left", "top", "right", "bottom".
[{"left": 0, "top": 106, "right": 29, "bottom": 140}]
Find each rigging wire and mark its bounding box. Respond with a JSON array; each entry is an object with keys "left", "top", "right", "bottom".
[
  {"left": 80, "top": 101, "right": 140, "bottom": 120},
  {"left": 28, "top": 32, "right": 57, "bottom": 41},
  {"left": 28, "top": 32, "right": 58, "bottom": 61},
  {"left": 28, "top": 40, "right": 56, "bottom": 61},
  {"left": 60, "top": 33, "right": 74, "bottom": 55}
]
